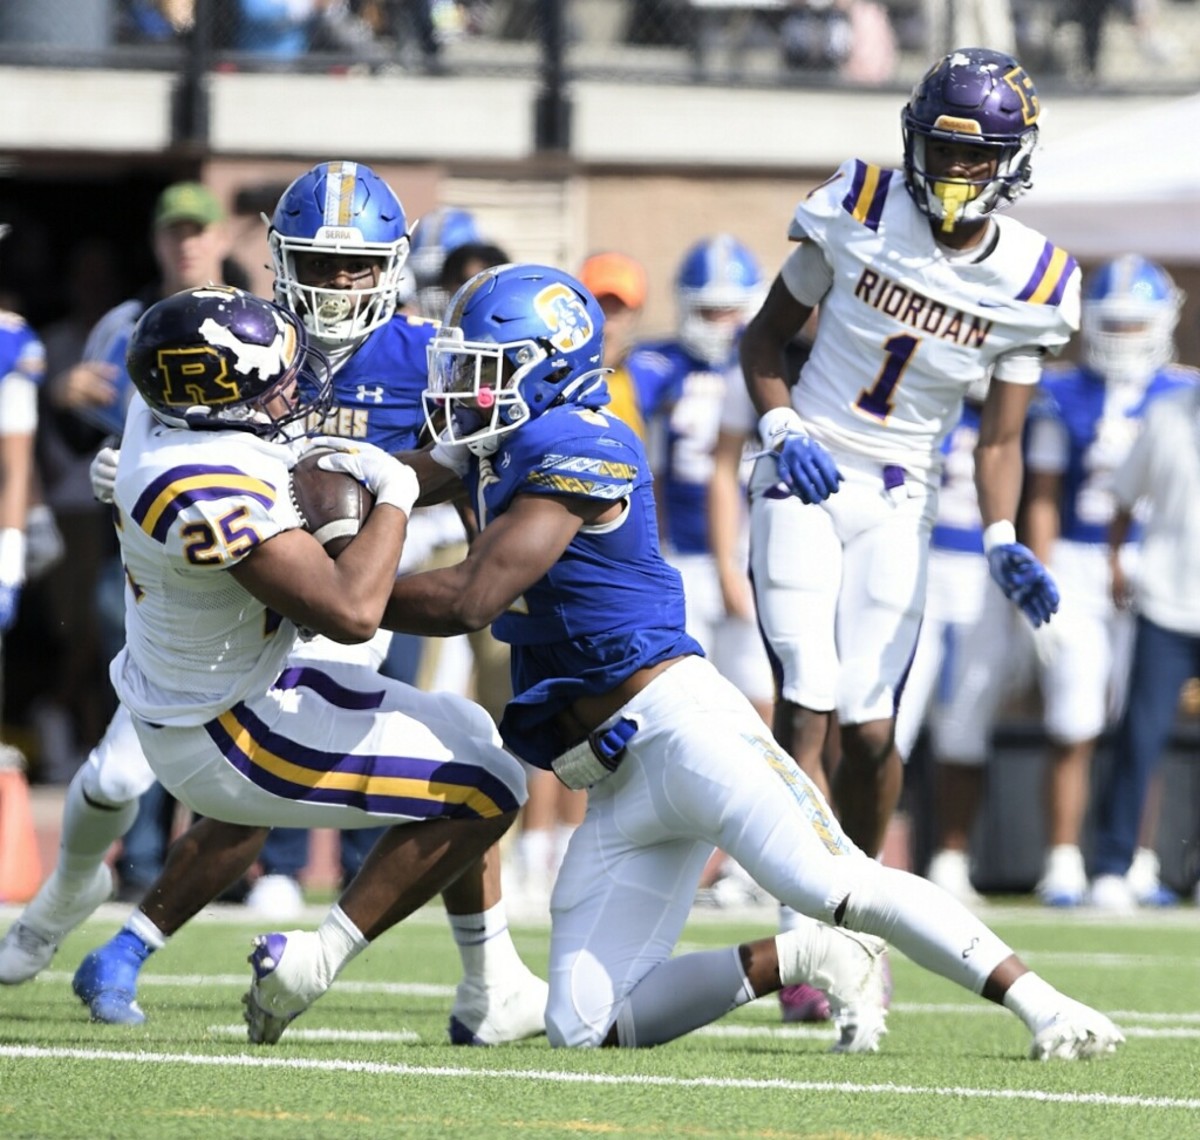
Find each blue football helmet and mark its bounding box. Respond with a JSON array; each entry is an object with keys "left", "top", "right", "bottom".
[
  {"left": 1082, "top": 254, "right": 1182, "bottom": 387},
  {"left": 268, "top": 161, "right": 410, "bottom": 347},
  {"left": 902, "top": 47, "right": 1040, "bottom": 231},
  {"left": 424, "top": 263, "right": 606, "bottom": 455},
  {"left": 126, "top": 286, "right": 332, "bottom": 439},
  {"left": 409, "top": 206, "right": 484, "bottom": 319},
  {"left": 675, "top": 234, "right": 763, "bottom": 366}
]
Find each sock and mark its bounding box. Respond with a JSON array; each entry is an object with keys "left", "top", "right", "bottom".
[
  {"left": 314, "top": 905, "right": 369, "bottom": 981},
  {"left": 615, "top": 947, "right": 755, "bottom": 1047},
  {"left": 840, "top": 864, "right": 1011, "bottom": 994},
  {"left": 447, "top": 902, "right": 524, "bottom": 984},
  {"left": 126, "top": 909, "right": 168, "bottom": 953},
  {"left": 1002, "top": 971, "right": 1061, "bottom": 1032},
  {"left": 518, "top": 829, "right": 553, "bottom": 885},
  {"left": 774, "top": 913, "right": 827, "bottom": 988},
  {"left": 59, "top": 763, "right": 137, "bottom": 884}
]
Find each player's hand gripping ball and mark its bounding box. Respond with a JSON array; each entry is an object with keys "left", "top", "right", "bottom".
[{"left": 289, "top": 445, "right": 376, "bottom": 557}]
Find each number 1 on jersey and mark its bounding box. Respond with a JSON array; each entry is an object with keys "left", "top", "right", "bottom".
[{"left": 856, "top": 333, "right": 919, "bottom": 420}]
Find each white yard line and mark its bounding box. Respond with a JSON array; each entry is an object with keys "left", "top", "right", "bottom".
[{"left": 3, "top": 1045, "right": 1199, "bottom": 1112}]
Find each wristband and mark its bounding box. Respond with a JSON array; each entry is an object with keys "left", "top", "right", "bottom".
[
  {"left": 0, "top": 527, "right": 26, "bottom": 586},
  {"left": 982, "top": 520, "right": 1017, "bottom": 553},
  {"left": 757, "top": 406, "right": 806, "bottom": 450}
]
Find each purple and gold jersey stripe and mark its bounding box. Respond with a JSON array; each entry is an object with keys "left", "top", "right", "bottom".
[
  {"left": 323, "top": 160, "right": 359, "bottom": 227},
  {"left": 841, "top": 161, "right": 893, "bottom": 232},
  {"left": 272, "top": 664, "right": 387, "bottom": 709},
  {"left": 131, "top": 465, "right": 276, "bottom": 543},
  {"left": 207, "top": 700, "right": 519, "bottom": 820},
  {"left": 1016, "top": 241, "right": 1077, "bottom": 306}
]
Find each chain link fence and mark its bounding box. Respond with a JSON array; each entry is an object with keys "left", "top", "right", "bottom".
[{"left": 0, "top": 1, "right": 1198, "bottom": 92}]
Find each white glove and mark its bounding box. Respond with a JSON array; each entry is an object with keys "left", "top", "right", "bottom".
[
  {"left": 429, "top": 435, "right": 471, "bottom": 478},
  {"left": 90, "top": 444, "right": 120, "bottom": 504},
  {"left": 24, "top": 504, "right": 65, "bottom": 579},
  {"left": 316, "top": 441, "right": 420, "bottom": 516},
  {"left": 0, "top": 527, "right": 24, "bottom": 633}
]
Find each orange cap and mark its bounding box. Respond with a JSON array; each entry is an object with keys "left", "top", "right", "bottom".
[{"left": 579, "top": 251, "right": 647, "bottom": 309}]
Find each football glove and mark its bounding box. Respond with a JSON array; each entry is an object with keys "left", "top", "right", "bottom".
[
  {"left": 0, "top": 527, "right": 24, "bottom": 633},
  {"left": 90, "top": 444, "right": 120, "bottom": 504},
  {"left": 987, "top": 542, "right": 1060, "bottom": 628},
  {"left": 774, "top": 433, "right": 844, "bottom": 504},
  {"left": 315, "top": 441, "right": 420, "bottom": 516}
]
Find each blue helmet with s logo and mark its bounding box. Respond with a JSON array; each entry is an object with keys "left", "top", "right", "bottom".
[{"left": 424, "top": 263, "right": 606, "bottom": 454}]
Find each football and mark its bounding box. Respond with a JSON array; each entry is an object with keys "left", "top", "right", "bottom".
[{"left": 289, "top": 446, "right": 375, "bottom": 557}]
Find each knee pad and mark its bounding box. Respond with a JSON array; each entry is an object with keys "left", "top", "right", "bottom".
[{"left": 84, "top": 739, "right": 156, "bottom": 806}]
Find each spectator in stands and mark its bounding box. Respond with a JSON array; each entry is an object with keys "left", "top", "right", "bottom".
[{"left": 578, "top": 251, "right": 649, "bottom": 438}]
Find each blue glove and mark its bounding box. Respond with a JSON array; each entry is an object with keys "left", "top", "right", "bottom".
[
  {"left": 0, "top": 582, "right": 20, "bottom": 633},
  {"left": 774, "top": 434, "right": 844, "bottom": 504},
  {"left": 987, "top": 543, "right": 1060, "bottom": 628}
]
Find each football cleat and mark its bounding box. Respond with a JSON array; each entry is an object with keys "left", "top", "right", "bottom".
[
  {"left": 1087, "top": 874, "right": 1137, "bottom": 913},
  {"left": 0, "top": 865, "right": 114, "bottom": 985},
  {"left": 245, "top": 874, "right": 306, "bottom": 921},
  {"left": 1036, "top": 844, "right": 1087, "bottom": 908},
  {"left": 926, "top": 849, "right": 986, "bottom": 910},
  {"left": 72, "top": 928, "right": 151, "bottom": 1025},
  {"left": 787, "top": 924, "right": 889, "bottom": 1054},
  {"left": 243, "top": 931, "right": 332, "bottom": 1045},
  {"left": 448, "top": 964, "right": 549, "bottom": 1046},
  {"left": 779, "top": 983, "right": 831, "bottom": 1023},
  {"left": 1029, "top": 998, "right": 1124, "bottom": 1061}
]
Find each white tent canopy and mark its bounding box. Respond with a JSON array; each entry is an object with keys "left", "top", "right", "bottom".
[{"left": 1011, "top": 93, "right": 1200, "bottom": 264}]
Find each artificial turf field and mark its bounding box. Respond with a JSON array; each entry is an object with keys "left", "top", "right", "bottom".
[{"left": 1, "top": 898, "right": 1197, "bottom": 1139}]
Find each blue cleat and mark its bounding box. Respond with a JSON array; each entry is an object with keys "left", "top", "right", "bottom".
[{"left": 72, "top": 929, "right": 153, "bottom": 1025}]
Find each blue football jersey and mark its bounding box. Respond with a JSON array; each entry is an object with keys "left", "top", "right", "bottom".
[
  {"left": 626, "top": 339, "right": 728, "bottom": 555},
  {"left": 1030, "top": 364, "right": 1197, "bottom": 545},
  {"left": 307, "top": 313, "right": 437, "bottom": 451},
  {"left": 930, "top": 401, "right": 984, "bottom": 555},
  {"left": 464, "top": 403, "right": 703, "bottom": 768},
  {"left": 0, "top": 312, "right": 47, "bottom": 391}
]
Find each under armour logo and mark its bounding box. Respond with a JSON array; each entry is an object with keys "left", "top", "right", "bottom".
[
  {"left": 961, "top": 937, "right": 980, "bottom": 960},
  {"left": 355, "top": 385, "right": 385, "bottom": 404}
]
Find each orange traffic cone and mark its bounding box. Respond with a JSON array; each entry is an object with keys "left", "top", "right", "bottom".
[{"left": 0, "top": 743, "right": 42, "bottom": 902}]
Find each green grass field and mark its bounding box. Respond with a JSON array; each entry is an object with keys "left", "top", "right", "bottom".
[{"left": 1, "top": 899, "right": 1198, "bottom": 1139}]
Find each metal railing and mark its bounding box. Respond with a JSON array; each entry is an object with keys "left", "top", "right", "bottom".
[{"left": 2, "top": 1, "right": 1199, "bottom": 149}]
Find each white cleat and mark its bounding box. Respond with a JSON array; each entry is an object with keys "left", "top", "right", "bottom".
[
  {"left": 926, "top": 849, "right": 986, "bottom": 910},
  {"left": 1030, "top": 998, "right": 1125, "bottom": 1061},
  {"left": 448, "top": 964, "right": 549, "bottom": 1045},
  {"left": 0, "top": 865, "right": 114, "bottom": 985},
  {"left": 808, "top": 926, "right": 889, "bottom": 1054},
  {"left": 243, "top": 931, "right": 332, "bottom": 1045}
]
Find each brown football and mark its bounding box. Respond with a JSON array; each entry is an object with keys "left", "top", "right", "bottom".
[{"left": 289, "top": 446, "right": 375, "bottom": 557}]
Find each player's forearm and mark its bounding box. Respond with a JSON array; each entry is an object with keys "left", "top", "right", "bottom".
[
  {"left": 973, "top": 440, "right": 1024, "bottom": 531},
  {"left": 0, "top": 431, "right": 34, "bottom": 530},
  {"left": 384, "top": 566, "right": 493, "bottom": 637}
]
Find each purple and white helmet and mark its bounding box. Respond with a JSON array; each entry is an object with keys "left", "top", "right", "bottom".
[{"left": 902, "top": 47, "right": 1040, "bottom": 230}]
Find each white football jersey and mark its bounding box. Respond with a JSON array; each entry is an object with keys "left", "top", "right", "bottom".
[
  {"left": 786, "top": 159, "right": 1079, "bottom": 484},
  {"left": 109, "top": 396, "right": 307, "bottom": 726}
]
